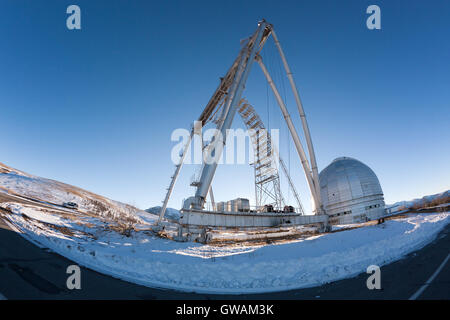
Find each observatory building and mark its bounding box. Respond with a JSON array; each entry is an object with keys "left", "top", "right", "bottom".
[{"left": 319, "top": 157, "right": 385, "bottom": 225}]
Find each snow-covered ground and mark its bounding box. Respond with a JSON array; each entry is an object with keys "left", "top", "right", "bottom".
[
  {"left": 1, "top": 161, "right": 449, "bottom": 294},
  {"left": 1, "top": 200, "right": 448, "bottom": 294}
]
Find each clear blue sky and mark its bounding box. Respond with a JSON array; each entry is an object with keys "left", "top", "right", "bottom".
[{"left": 1, "top": 0, "right": 449, "bottom": 212}]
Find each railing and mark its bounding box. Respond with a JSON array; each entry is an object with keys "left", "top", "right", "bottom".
[{"left": 182, "top": 200, "right": 304, "bottom": 215}]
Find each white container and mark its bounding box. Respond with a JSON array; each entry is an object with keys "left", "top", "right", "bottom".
[
  {"left": 234, "top": 198, "right": 250, "bottom": 212},
  {"left": 216, "top": 202, "right": 225, "bottom": 212}
]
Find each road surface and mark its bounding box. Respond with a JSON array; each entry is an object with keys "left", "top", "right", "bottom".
[{"left": 0, "top": 193, "right": 448, "bottom": 299}]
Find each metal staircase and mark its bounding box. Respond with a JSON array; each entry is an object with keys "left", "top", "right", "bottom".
[
  {"left": 238, "top": 100, "right": 282, "bottom": 209},
  {"left": 238, "top": 100, "right": 304, "bottom": 214}
]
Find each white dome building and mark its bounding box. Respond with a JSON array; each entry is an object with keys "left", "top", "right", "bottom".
[{"left": 319, "top": 157, "right": 385, "bottom": 224}]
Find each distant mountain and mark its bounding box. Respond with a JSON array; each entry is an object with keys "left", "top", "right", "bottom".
[
  {"left": 145, "top": 206, "right": 181, "bottom": 221},
  {"left": 387, "top": 190, "right": 449, "bottom": 211}
]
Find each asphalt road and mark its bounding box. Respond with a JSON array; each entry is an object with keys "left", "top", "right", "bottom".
[{"left": 0, "top": 193, "right": 448, "bottom": 300}]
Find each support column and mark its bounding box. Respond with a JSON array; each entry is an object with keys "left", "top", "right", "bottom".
[
  {"left": 271, "top": 30, "right": 323, "bottom": 213},
  {"left": 208, "top": 185, "right": 215, "bottom": 211},
  {"left": 256, "top": 55, "right": 321, "bottom": 213},
  {"left": 192, "top": 22, "right": 268, "bottom": 208},
  {"left": 158, "top": 130, "right": 194, "bottom": 224}
]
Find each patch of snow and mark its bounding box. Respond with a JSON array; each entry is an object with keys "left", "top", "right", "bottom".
[
  {"left": 3, "top": 201, "right": 449, "bottom": 294},
  {"left": 3, "top": 203, "right": 71, "bottom": 227}
]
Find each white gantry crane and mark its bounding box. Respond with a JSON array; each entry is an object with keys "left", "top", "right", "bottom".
[
  {"left": 158, "top": 20, "right": 326, "bottom": 229},
  {"left": 237, "top": 100, "right": 304, "bottom": 214}
]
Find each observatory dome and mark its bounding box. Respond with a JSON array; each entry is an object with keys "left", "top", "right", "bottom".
[{"left": 319, "top": 157, "right": 385, "bottom": 224}]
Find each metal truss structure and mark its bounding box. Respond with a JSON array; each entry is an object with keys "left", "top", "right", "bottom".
[
  {"left": 158, "top": 20, "right": 322, "bottom": 224},
  {"left": 237, "top": 100, "right": 303, "bottom": 214}
]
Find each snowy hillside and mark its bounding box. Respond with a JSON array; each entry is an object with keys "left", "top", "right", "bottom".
[
  {"left": 387, "top": 190, "right": 450, "bottom": 210},
  {"left": 0, "top": 162, "right": 144, "bottom": 224},
  {"left": 146, "top": 206, "right": 181, "bottom": 221}
]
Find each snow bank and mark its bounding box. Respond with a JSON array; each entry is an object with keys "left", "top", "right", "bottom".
[{"left": 3, "top": 201, "right": 448, "bottom": 294}]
